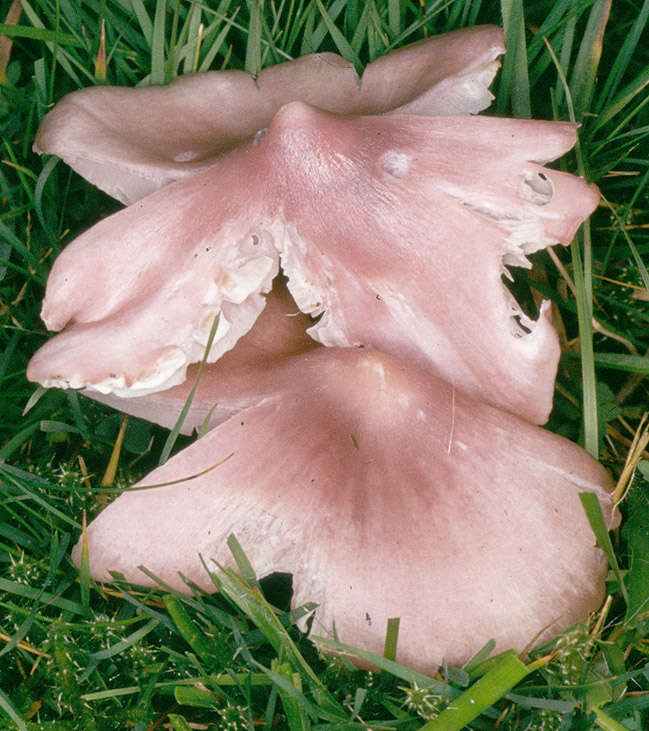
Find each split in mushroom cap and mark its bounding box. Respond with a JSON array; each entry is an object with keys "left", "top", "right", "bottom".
[
  {"left": 84, "top": 279, "right": 320, "bottom": 433},
  {"left": 73, "top": 347, "right": 617, "bottom": 673},
  {"left": 28, "top": 105, "right": 599, "bottom": 423},
  {"left": 34, "top": 25, "right": 504, "bottom": 205}
]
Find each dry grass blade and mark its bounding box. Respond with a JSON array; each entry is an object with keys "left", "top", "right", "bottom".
[{"left": 612, "top": 413, "right": 649, "bottom": 505}]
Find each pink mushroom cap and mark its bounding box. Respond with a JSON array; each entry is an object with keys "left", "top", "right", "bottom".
[
  {"left": 29, "top": 105, "right": 599, "bottom": 424},
  {"left": 73, "top": 347, "right": 617, "bottom": 673},
  {"left": 34, "top": 26, "right": 505, "bottom": 204}
]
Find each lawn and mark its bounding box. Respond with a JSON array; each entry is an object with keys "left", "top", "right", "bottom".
[{"left": 1, "top": 0, "right": 649, "bottom": 728}]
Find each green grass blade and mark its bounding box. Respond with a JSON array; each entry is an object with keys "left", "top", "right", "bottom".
[
  {"left": 552, "top": 10, "right": 576, "bottom": 113},
  {"left": 151, "top": 0, "right": 167, "bottom": 84},
  {"left": 245, "top": 0, "right": 262, "bottom": 75},
  {"left": 596, "top": 0, "right": 648, "bottom": 112},
  {"left": 527, "top": 0, "right": 574, "bottom": 64},
  {"left": 0, "top": 689, "right": 27, "bottom": 731},
  {"left": 592, "top": 353, "right": 649, "bottom": 374},
  {"left": 82, "top": 672, "right": 272, "bottom": 702},
  {"left": 227, "top": 533, "right": 259, "bottom": 588},
  {"left": 603, "top": 176, "right": 649, "bottom": 295},
  {"left": 0, "top": 22, "right": 82, "bottom": 46},
  {"left": 174, "top": 684, "right": 219, "bottom": 708},
  {"left": 129, "top": 0, "right": 153, "bottom": 44},
  {"left": 0, "top": 577, "right": 82, "bottom": 614},
  {"left": 497, "top": 0, "right": 531, "bottom": 118},
  {"left": 158, "top": 313, "right": 219, "bottom": 465},
  {"left": 313, "top": 0, "right": 360, "bottom": 69},
  {"left": 593, "top": 706, "right": 635, "bottom": 731},
  {"left": 213, "top": 566, "right": 346, "bottom": 719},
  {"left": 163, "top": 594, "right": 213, "bottom": 660},
  {"left": 19, "top": 0, "right": 85, "bottom": 85},
  {"left": 383, "top": 616, "right": 399, "bottom": 662},
  {"left": 420, "top": 654, "right": 530, "bottom": 730},
  {"left": 387, "top": 0, "right": 399, "bottom": 36},
  {"left": 310, "top": 0, "right": 346, "bottom": 54},
  {"left": 1, "top": 469, "right": 82, "bottom": 528},
  {"left": 0, "top": 421, "right": 42, "bottom": 460},
  {"left": 592, "top": 69, "right": 649, "bottom": 135},
  {"left": 167, "top": 0, "right": 182, "bottom": 76},
  {"left": 349, "top": 2, "right": 370, "bottom": 57},
  {"left": 569, "top": 0, "right": 610, "bottom": 120},
  {"left": 79, "top": 512, "right": 91, "bottom": 614},
  {"left": 571, "top": 225, "right": 599, "bottom": 457},
  {"left": 299, "top": 4, "right": 316, "bottom": 55},
  {"left": 311, "top": 635, "right": 454, "bottom": 695},
  {"left": 545, "top": 36, "right": 599, "bottom": 456},
  {"left": 88, "top": 618, "right": 160, "bottom": 660},
  {"left": 273, "top": 661, "right": 312, "bottom": 730},
  {"left": 621, "top": 479, "right": 649, "bottom": 622},
  {"left": 197, "top": 7, "right": 239, "bottom": 72},
  {"left": 167, "top": 714, "right": 193, "bottom": 731},
  {"left": 0, "top": 220, "right": 44, "bottom": 280},
  {"left": 579, "top": 491, "right": 628, "bottom": 605},
  {"left": 33, "top": 155, "right": 59, "bottom": 241},
  {"left": 257, "top": 662, "right": 327, "bottom": 722},
  {"left": 181, "top": 1, "right": 202, "bottom": 73}
]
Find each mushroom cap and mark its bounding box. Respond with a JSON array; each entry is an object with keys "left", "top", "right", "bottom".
[
  {"left": 272, "top": 106, "right": 601, "bottom": 423},
  {"left": 85, "top": 279, "right": 320, "bottom": 432},
  {"left": 73, "top": 347, "right": 616, "bottom": 673},
  {"left": 33, "top": 25, "right": 504, "bottom": 204},
  {"left": 29, "top": 106, "right": 599, "bottom": 423},
  {"left": 28, "top": 132, "right": 282, "bottom": 397}
]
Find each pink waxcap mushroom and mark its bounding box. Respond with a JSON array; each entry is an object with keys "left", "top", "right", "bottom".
[
  {"left": 28, "top": 130, "right": 283, "bottom": 397},
  {"left": 271, "top": 106, "right": 601, "bottom": 423},
  {"left": 84, "top": 280, "right": 320, "bottom": 432},
  {"left": 29, "top": 105, "right": 598, "bottom": 422},
  {"left": 72, "top": 347, "right": 617, "bottom": 673},
  {"left": 33, "top": 26, "right": 504, "bottom": 204}
]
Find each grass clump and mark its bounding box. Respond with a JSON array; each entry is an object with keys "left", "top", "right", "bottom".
[{"left": 1, "top": 0, "right": 649, "bottom": 728}]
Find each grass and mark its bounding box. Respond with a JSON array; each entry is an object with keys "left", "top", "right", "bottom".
[{"left": 1, "top": 0, "right": 649, "bottom": 728}]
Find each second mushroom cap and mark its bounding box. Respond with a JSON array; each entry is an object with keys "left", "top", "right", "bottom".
[{"left": 73, "top": 347, "right": 616, "bottom": 673}]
